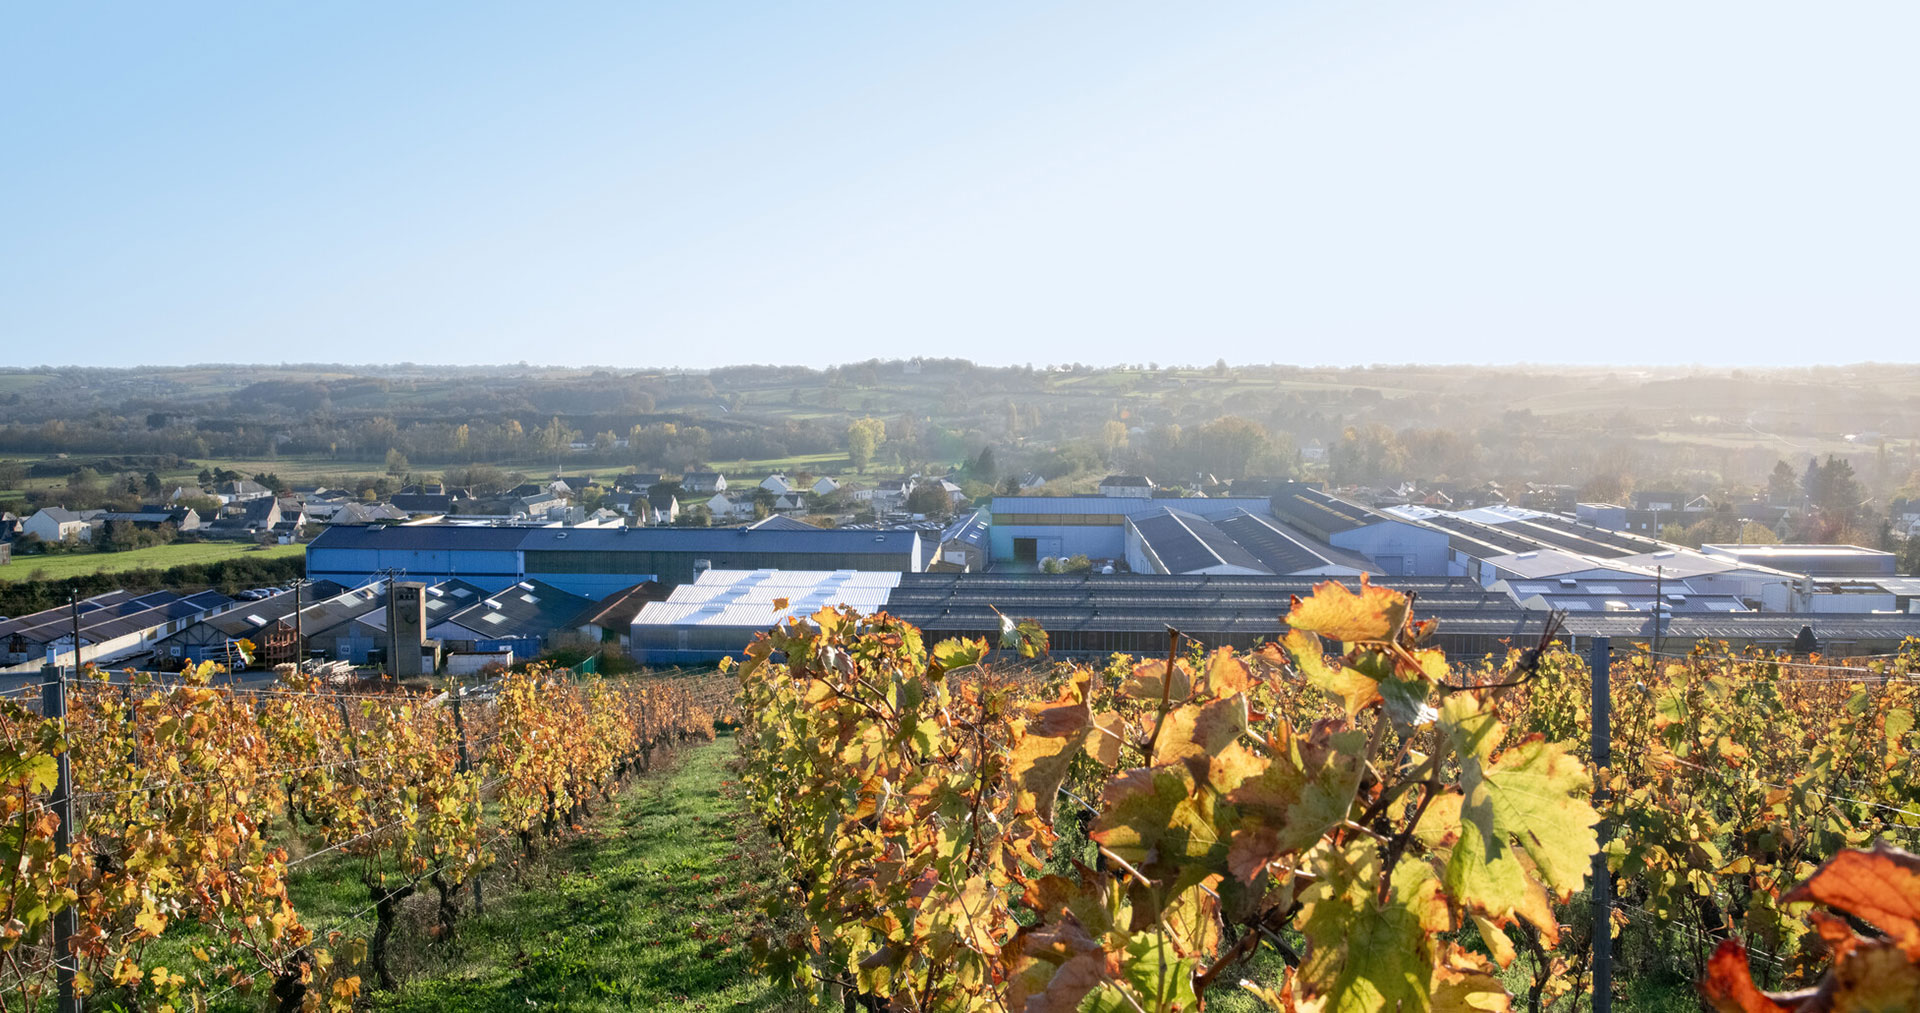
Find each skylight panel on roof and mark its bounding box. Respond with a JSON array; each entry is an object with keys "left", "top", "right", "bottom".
[
  {"left": 482, "top": 612, "right": 506, "bottom": 625},
  {"left": 521, "top": 594, "right": 538, "bottom": 604}
]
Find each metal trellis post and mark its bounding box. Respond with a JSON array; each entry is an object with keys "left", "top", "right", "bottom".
[
  {"left": 451, "top": 692, "right": 483, "bottom": 914},
  {"left": 1590, "top": 636, "right": 1612, "bottom": 1013},
  {"left": 44, "top": 660, "right": 80, "bottom": 1013}
]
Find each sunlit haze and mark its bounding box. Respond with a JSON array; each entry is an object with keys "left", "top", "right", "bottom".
[{"left": 4, "top": 1, "right": 1915, "bottom": 368}]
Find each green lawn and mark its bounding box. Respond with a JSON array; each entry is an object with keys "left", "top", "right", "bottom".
[
  {"left": 0, "top": 541, "right": 305, "bottom": 582},
  {"left": 376, "top": 735, "right": 801, "bottom": 1013}
]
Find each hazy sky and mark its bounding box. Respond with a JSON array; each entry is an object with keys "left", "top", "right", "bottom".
[{"left": 4, "top": 2, "right": 1915, "bottom": 369}]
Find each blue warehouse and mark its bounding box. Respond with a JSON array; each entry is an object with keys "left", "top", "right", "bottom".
[{"left": 307, "top": 523, "right": 927, "bottom": 597}]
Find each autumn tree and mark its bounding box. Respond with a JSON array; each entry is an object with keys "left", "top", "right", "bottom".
[{"left": 847, "top": 417, "right": 885, "bottom": 472}]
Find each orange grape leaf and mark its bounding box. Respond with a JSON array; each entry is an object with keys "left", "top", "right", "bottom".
[
  {"left": 1432, "top": 945, "right": 1512, "bottom": 1013},
  {"left": 1121, "top": 659, "right": 1191, "bottom": 705},
  {"left": 1203, "top": 648, "right": 1254, "bottom": 696},
  {"left": 1285, "top": 577, "right": 1408, "bottom": 643},
  {"left": 1779, "top": 842, "right": 1920, "bottom": 956},
  {"left": 1224, "top": 723, "right": 1367, "bottom": 884},
  {"left": 1090, "top": 711, "right": 1128, "bottom": 768},
  {"left": 1151, "top": 695, "right": 1248, "bottom": 772},
  {"left": 1700, "top": 941, "right": 1795, "bottom": 1013}
]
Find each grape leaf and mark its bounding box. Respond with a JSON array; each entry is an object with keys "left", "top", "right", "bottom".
[
  {"left": 1778, "top": 842, "right": 1920, "bottom": 955},
  {"left": 1284, "top": 630, "right": 1380, "bottom": 719},
  {"left": 1224, "top": 722, "right": 1367, "bottom": 884},
  {"left": 1091, "top": 765, "right": 1231, "bottom": 875},
  {"left": 1285, "top": 576, "right": 1409, "bottom": 643},
  {"left": 1009, "top": 696, "right": 1093, "bottom": 822},
  {"left": 1294, "top": 838, "right": 1447, "bottom": 1013},
  {"left": 1441, "top": 694, "right": 1598, "bottom": 900},
  {"left": 1152, "top": 695, "right": 1249, "bottom": 773}
]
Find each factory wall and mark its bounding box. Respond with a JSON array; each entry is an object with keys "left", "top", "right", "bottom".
[{"left": 1328, "top": 521, "right": 1451, "bottom": 577}]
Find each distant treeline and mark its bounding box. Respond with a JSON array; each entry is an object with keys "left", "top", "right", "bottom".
[{"left": 0, "top": 554, "right": 306, "bottom": 618}]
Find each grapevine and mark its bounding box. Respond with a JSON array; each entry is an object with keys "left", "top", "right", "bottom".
[
  {"left": 733, "top": 578, "right": 1603, "bottom": 1011},
  {"left": 0, "top": 664, "right": 719, "bottom": 1012}
]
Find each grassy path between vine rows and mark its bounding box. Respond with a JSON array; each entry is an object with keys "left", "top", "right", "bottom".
[{"left": 374, "top": 733, "right": 801, "bottom": 1013}]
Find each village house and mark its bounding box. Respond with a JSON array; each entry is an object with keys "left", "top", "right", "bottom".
[{"left": 22, "top": 506, "right": 100, "bottom": 543}]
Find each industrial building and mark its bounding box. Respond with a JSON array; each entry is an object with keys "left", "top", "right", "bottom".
[
  {"left": 630, "top": 569, "right": 901, "bottom": 665},
  {"left": 625, "top": 569, "right": 1920, "bottom": 666},
  {"left": 988, "top": 495, "right": 1273, "bottom": 564},
  {"left": 1123, "top": 507, "right": 1372, "bottom": 576},
  {"left": 1700, "top": 544, "right": 1897, "bottom": 579},
  {"left": 2, "top": 588, "right": 242, "bottom": 672},
  {"left": 1265, "top": 485, "right": 1451, "bottom": 576},
  {"left": 306, "top": 522, "right": 927, "bottom": 596}
]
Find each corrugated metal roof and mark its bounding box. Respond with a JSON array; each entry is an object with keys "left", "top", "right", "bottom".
[
  {"left": 635, "top": 568, "right": 898, "bottom": 628},
  {"left": 308, "top": 525, "right": 533, "bottom": 552},
  {"left": 517, "top": 526, "right": 921, "bottom": 554},
  {"left": 437, "top": 579, "right": 596, "bottom": 640},
  {"left": 1130, "top": 508, "right": 1272, "bottom": 574}
]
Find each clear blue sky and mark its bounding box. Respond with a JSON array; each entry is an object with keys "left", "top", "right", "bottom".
[{"left": 4, "top": 2, "right": 1914, "bottom": 369}]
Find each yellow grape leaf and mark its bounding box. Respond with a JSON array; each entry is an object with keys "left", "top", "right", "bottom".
[
  {"left": 1009, "top": 696, "right": 1094, "bottom": 822},
  {"left": 1090, "top": 765, "right": 1230, "bottom": 874},
  {"left": 1285, "top": 630, "right": 1380, "bottom": 719},
  {"left": 1285, "top": 577, "right": 1408, "bottom": 643},
  {"left": 1419, "top": 791, "right": 1561, "bottom": 943},
  {"left": 134, "top": 906, "right": 168, "bottom": 937},
  {"left": 1295, "top": 838, "right": 1449, "bottom": 1013},
  {"left": 1441, "top": 695, "right": 1598, "bottom": 901}
]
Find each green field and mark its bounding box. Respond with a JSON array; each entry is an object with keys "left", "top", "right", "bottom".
[
  {"left": 373, "top": 735, "right": 800, "bottom": 1013},
  {"left": 0, "top": 541, "right": 305, "bottom": 582}
]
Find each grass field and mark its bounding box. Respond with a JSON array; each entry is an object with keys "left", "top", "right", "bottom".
[
  {"left": 0, "top": 541, "right": 304, "bottom": 582},
  {"left": 372, "top": 735, "right": 801, "bottom": 1013}
]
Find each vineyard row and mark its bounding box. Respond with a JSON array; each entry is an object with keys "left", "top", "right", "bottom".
[
  {"left": 729, "top": 581, "right": 1920, "bottom": 1012},
  {"left": 0, "top": 664, "right": 733, "bottom": 1013}
]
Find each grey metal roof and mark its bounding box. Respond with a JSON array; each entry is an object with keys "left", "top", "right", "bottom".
[
  {"left": 1213, "top": 511, "right": 1375, "bottom": 574},
  {"left": 4, "top": 588, "right": 238, "bottom": 646},
  {"left": 437, "top": 579, "right": 596, "bottom": 640},
  {"left": 884, "top": 573, "right": 1526, "bottom": 636},
  {"left": 1130, "top": 508, "right": 1272, "bottom": 573},
  {"left": 1266, "top": 487, "right": 1387, "bottom": 535},
  {"left": 308, "top": 525, "right": 538, "bottom": 553},
  {"left": 515, "top": 525, "right": 921, "bottom": 555},
  {"left": 940, "top": 510, "right": 990, "bottom": 549}
]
